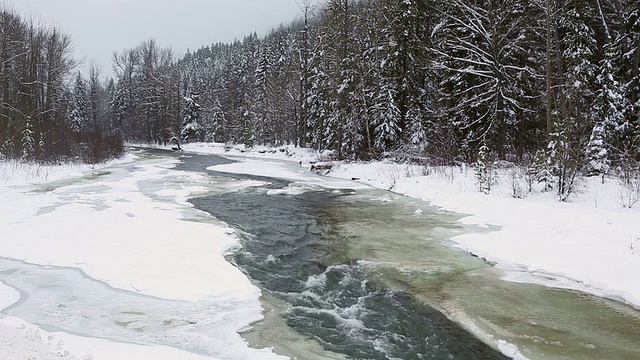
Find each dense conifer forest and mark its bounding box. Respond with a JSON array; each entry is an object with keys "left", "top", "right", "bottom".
[{"left": 2, "top": 0, "right": 639, "bottom": 196}]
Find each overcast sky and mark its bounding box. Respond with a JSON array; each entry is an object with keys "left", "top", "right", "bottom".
[{"left": 12, "top": 0, "right": 306, "bottom": 78}]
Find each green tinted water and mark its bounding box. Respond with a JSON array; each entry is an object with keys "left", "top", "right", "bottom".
[{"left": 328, "top": 190, "right": 640, "bottom": 360}]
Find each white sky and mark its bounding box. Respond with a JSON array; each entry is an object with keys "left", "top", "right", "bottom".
[{"left": 11, "top": 0, "right": 305, "bottom": 78}]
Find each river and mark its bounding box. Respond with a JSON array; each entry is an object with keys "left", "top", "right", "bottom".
[
  {"left": 175, "top": 150, "right": 640, "bottom": 360},
  {"left": 3, "top": 149, "right": 640, "bottom": 359}
]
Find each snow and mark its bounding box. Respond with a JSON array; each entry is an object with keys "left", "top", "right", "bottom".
[
  {"left": 0, "top": 314, "right": 218, "bottom": 360},
  {"left": 2, "top": 142, "right": 639, "bottom": 359},
  {"left": 0, "top": 152, "right": 286, "bottom": 360}
]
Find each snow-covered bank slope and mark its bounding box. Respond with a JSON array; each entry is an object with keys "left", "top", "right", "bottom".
[{"left": 182, "top": 143, "right": 640, "bottom": 309}]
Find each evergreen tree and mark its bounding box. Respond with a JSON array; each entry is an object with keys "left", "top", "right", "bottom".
[
  {"left": 181, "top": 94, "right": 203, "bottom": 143},
  {"left": 592, "top": 39, "right": 630, "bottom": 165},
  {"left": 372, "top": 85, "right": 400, "bottom": 151},
  {"left": 619, "top": 5, "right": 640, "bottom": 161},
  {"left": 204, "top": 97, "right": 226, "bottom": 143},
  {"left": 70, "top": 72, "right": 89, "bottom": 133},
  {"left": 559, "top": 0, "right": 599, "bottom": 134},
  {"left": 585, "top": 122, "right": 610, "bottom": 178},
  {"left": 474, "top": 142, "right": 492, "bottom": 194},
  {"left": 21, "top": 120, "right": 35, "bottom": 160}
]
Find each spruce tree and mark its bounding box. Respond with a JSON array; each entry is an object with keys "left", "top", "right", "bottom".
[
  {"left": 21, "top": 121, "right": 35, "bottom": 161},
  {"left": 70, "top": 72, "right": 89, "bottom": 133},
  {"left": 181, "top": 95, "right": 203, "bottom": 143}
]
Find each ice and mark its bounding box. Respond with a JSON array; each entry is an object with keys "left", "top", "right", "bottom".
[
  {"left": 0, "top": 152, "right": 286, "bottom": 359},
  {"left": 0, "top": 281, "right": 21, "bottom": 310},
  {"left": 0, "top": 258, "right": 277, "bottom": 359},
  {"left": 267, "top": 182, "right": 325, "bottom": 195}
]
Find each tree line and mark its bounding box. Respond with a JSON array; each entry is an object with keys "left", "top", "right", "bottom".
[
  {"left": 3, "top": 1, "right": 639, "bottom": 196},
  {"left": 0, "top": 5, "right": 123, "bottom": 163},
  {"left": 146, "top": 0, "right": 636, "bottom": 174}
]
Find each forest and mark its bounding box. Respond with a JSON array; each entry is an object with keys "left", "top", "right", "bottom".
[
  {"left": 0, "top": 6, "right": 123, "bottom": 163},
  {"left": 2, "top": 0, "right": 639, "bottom": 198}
]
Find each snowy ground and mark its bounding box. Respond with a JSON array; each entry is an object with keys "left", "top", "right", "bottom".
[
  {"left": 1, "top": 143, "right": 639, "bottom": 359},
  {"left": 0, "top": 153, "right": 285, "bottom": 360}
]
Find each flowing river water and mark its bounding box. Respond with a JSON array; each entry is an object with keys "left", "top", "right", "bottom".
[
  {"left": 2, "top": 149, "right": 640, "bottom": 360},
  {"left": 176, "top": 151, "right": 640, "bottom": 360}
]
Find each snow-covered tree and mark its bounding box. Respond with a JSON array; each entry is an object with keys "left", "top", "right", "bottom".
[
  {"left": 21, "top": 121, "right": 35, "bottom": 160},
  {"left": 548, "top": 128, "right": 579, "bottom": 201},
  {"left": 372, "top": 86, "right": 400, "bottom": 151},
  {"left": 203, "top": 97, "right": 226, "bottom": 143},
  {"left": 70, "top": 72, "right": 89, "bottom": 133},
  {"left": 474, "top": 142, "right": 492, "bottom": 194},
  {"left": 589, "top": 37, "right": 630, "bottom": 168},
  {"left": 558, "top": 0, "right": 599, "bottom": 133},
  {"left": 585, "top": 122, "right": 610, "bottom": 178},
  {"left": 433, "top": 0, "right": 545, "bottom": 160},
  {"left": 241, "top": 108, "right": 256, "bottom": 148},
  {"left": 181, "top": 94, "right": 203, "bottom": 143}
]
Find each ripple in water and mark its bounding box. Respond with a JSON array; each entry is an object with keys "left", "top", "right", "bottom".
[{"left": 190, "top": 187, "right": 508, "bottom": 360}]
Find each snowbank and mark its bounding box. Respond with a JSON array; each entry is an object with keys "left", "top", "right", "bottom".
[{"left": 0, "top": 151, "right": 285, "bottom": 359}]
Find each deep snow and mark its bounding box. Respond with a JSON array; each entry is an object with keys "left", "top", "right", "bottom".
[{"left": 1, "top": 143, "right": 639, "bottom": 359}]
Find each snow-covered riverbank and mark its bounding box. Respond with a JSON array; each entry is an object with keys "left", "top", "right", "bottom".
[
  {"left": 0, "top": 152, "right": 285, "bottom": 360},
  {"left": 182, "top": 143, "right": 640, "bottom": 310}
]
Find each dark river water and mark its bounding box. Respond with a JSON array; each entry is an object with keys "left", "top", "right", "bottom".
[{"left": 176, "top": 152, "right": 508, "bottom": 359}]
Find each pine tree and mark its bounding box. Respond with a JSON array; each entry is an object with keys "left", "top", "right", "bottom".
[
  {"left": 181, "top": 94, "right": 203, "bottom": 143},
  {"left": 548, "top": 127, "right": 579, "bottom": 201},
  {"left": 372, "top": 85, "right": 400, "bottom": 151},
  {"left": 242, "top": 108, "right": 256, "bottom": 148},
  {"left": 378, "top": 0, "right": 431, "bottom": 149},
  {"left": 591, "top": 38, "right": 630, "bottom": 166},
  {"left": 204, "top": 97, "right": 226, "bottom": 143},
  {"left": 70, "top": 72, "right": 89, "bottom": 133},
  {"left": 585, "top": 122, "right": 610, "bottom": 178},
  {"left": 545, "top": 0, "right": 599, "bottom": 201},
  {"left": 529, "top": 149, "right": 553, "bottom": 192},
  {"left": 619, "top": 5, "right": 640, "bottom": 161},
  {"left": 254, "top": 43, "right": 273, "bottom": 144},
  {"left": 474, "top": 142, "right": 492, "bottom": 194},
  {"left": 21, "top": 120, "right": 35, "bottom": 161},
  {"left": 559, "top": 0, "right": 599, "bottom": 132}
]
